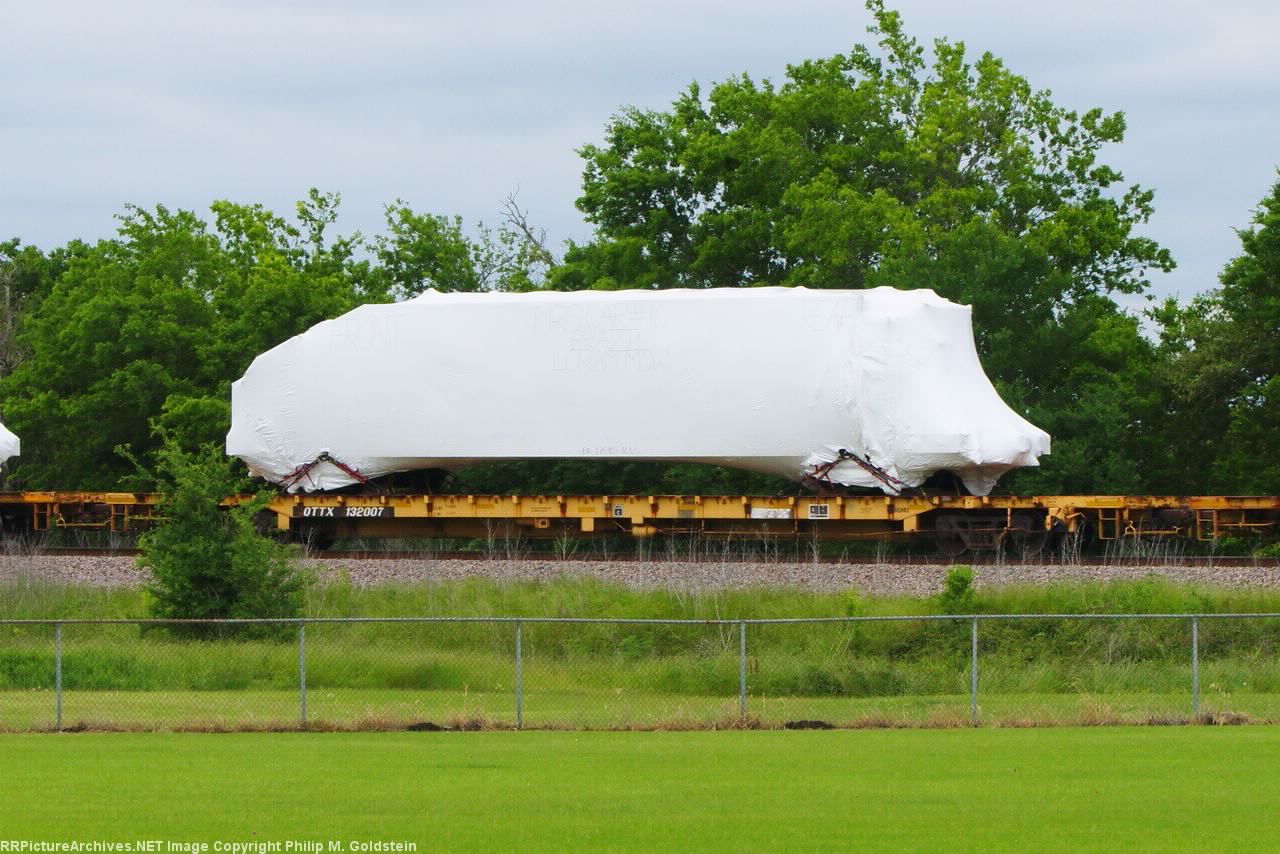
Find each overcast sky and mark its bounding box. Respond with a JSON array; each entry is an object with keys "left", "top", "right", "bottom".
[{"left": 5, "top": 0, "right": 1278, "bottom": 305}]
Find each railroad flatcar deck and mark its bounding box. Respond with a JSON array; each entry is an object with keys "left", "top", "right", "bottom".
[{"left": 1, "top": 491, "right": 1275, "bottom": 555}]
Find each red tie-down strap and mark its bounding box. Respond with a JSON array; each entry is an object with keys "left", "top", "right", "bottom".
[
  {"left": 803, "top": 448, "right": 912, "bottom": 494},
  {"left": 281, "top": 451, "right": 373, "bottom": 492}
]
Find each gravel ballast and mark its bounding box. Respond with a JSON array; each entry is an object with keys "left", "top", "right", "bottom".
[{"left": 4, "top": 555, "right": 1280, "bottom": 596}]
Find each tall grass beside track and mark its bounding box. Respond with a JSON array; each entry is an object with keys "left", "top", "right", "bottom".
[
  {"left": 8, "top": 570, "right": 1280, "bottom": 620},
  {"left": 2, "top": 574, "right": 1280, "bottom": 728}
]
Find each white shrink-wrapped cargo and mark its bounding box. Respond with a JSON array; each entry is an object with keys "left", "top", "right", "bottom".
[
  {"left": 227, "top": 287, "right": 1049, "bottom": 495},
  {"left": 0, "top": 420, "right": 19, "bottom": 465}
]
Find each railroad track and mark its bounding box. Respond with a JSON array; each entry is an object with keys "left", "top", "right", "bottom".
[{"left": 20, "top": 547, "right": 1280, "bottom": 568}]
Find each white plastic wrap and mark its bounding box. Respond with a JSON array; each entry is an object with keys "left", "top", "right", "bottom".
[
  {"left": 0, "top": 420, "right": 19, "bottom": 465},
  {"left": 227, "top": 287, "right": 1049, "bottom": 495}
]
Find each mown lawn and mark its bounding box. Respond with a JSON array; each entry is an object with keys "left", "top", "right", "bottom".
[{"left": 2, "top": 728, "right": 1278, "bottom": 850}]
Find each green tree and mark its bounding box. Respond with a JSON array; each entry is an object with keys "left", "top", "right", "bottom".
[
  {"left": 1, "top": 194, "right": 379, "bottom": 488},
  {"left": 552, "top": 1, "right": 1175, "bottom": 493},
  {"left": 559, "top": 2, "right": 1169, "bottom": 302},
  {"left": 1002, "top": 297, "right": 1172, "bottom": 494},
  {"left": 140, "top": 437, "right": 307, "bottom": 634},
  {"left": 2, "top": 207, "right": 226, "bottom": 487},
  {"left": 1159, "top": 175, "right": 1280, "bottom": 493},
  {"left": 0, "top": 239, "right": 81, "bottom": 378},
  {"left": 374, "top": 198, "right": 555, "bottom": 297},
  {"left": 376, "top": 203, "right": 485, "bottom": 295}
]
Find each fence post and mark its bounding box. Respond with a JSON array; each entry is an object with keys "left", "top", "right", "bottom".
[
  {"left": 299, "top": 623, "right": 307, "bottom": 727},
  {"left": 515, "top": 620, "right": 523, "bottom": 730},
  {"left": 970, "top": 618, "right": 979, "bottom": 725},
  {"left": 1191, "top": 616, "right": 1200, "bottom": 718},
  {"left": 55, "top": 622, "right": 63, "bottom": 731},
  {"left": 739, "top": 621, "right": 747, "bottom": 720}
]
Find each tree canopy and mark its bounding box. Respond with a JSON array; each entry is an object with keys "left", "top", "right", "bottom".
[
  {"left": 556, "top": 3, "right": 1170, "bottom": 304},
  {"left": 552, "top": 0, "right": 1178, "bottom": 494},
  {"left": 1156, "top": 175, "right": 1280, "bottom": 494},
  {"left": 1, "top": 194, "right": 383, "bottom": 488},
  {"left": 0, "top": 193, "right": 547, "bottom": 489}
]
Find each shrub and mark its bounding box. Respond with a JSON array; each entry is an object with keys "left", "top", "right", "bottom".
[
  {"left": 138, "top": 438, "right": 309, "bottom": 637},
  {"left": 939, "top": 565, "right": 976, "bottom": 614},
  {"left": 1254, "top": 540, "right": 1280, "bottom": 558}
]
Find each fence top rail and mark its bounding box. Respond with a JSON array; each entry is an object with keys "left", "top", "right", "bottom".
[{"left": 2, "top": 613, "right": 1280, "bottom": 627}]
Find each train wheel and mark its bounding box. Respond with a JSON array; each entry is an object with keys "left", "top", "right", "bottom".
[
  {"left": 934, "top": 514, "right": 969, "bottom": 557},
  {"left": 1002, "top": 514, "right": 1047, "bottom": 559},
  {"left": 292, "top": 524, "right": 336, "bottom": 552}
]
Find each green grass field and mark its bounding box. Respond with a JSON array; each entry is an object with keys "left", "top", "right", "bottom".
[{"left": 3, "top": 728, "right": 1278, "bottom": 850}]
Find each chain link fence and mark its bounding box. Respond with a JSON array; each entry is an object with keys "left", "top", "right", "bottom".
[{"left": 2, "top": 614, "right": 1278, "bottom": 731}]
